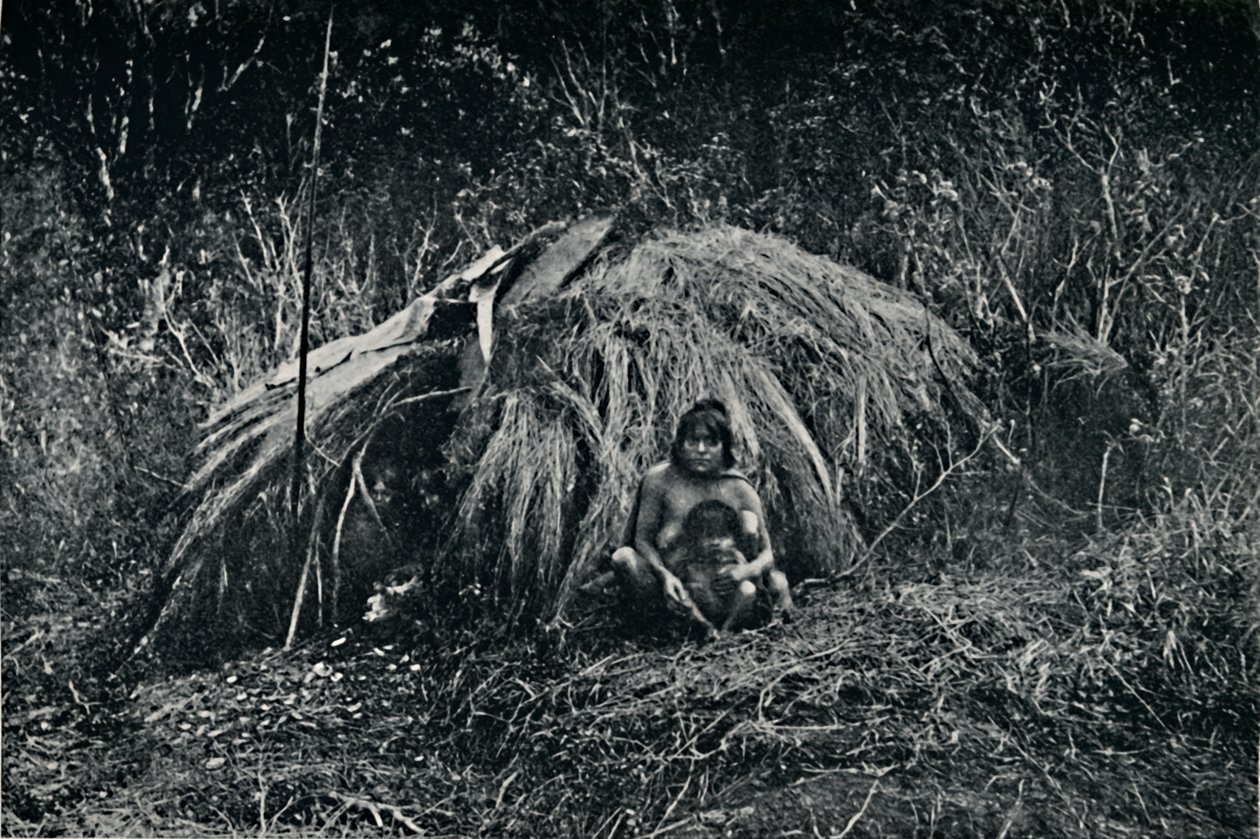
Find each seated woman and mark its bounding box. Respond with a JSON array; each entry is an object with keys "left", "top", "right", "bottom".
[{"left": 608, "top": 399, "right": 793, "bottom": 632}]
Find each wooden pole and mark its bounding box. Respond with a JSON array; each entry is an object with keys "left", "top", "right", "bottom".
[{"left": 286, "top": 8, "right": 335, "bottom": 650}]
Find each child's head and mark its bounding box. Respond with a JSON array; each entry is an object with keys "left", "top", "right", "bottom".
[
  {"left": 671, "top": 399, "right": 736, "bottom": 473},
  {"left": 682, "top": 499, "right": 743, "bottom": 550}
]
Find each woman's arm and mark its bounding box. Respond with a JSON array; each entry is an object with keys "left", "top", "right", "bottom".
[
  {"left": 736, "top": 484, "right": 776, "bottom": 580},
  {"left": 634, "top": 467, "right": 689, "bottom": 603}
]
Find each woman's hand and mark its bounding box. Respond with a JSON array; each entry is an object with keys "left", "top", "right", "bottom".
[{"left": 662, "top": 571, "right": 690, "bottom": 605}]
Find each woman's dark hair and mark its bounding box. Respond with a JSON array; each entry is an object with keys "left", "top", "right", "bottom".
[{"left": 670, "top": 398, "right": 736, "bottom": 469}]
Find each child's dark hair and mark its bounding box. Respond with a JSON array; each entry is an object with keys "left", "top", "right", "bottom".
[
  {"left": 670, "top": 399, "right": 736, "bottom": 469},
  {"left": 681, "top": 499, "right": 743, "bottom": 544}
]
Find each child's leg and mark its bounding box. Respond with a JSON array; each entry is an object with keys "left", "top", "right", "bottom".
[
  {"left": 675, "top": 570, "right": 720, "bottom": 638},
  {"left": 578, "top": 570, "right": 617, "bottom": 594},
  {"left": 679, "top": 592, "right": 720, "bottom": 639}
]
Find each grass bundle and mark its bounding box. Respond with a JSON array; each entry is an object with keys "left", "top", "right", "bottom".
[
  {"left": 149, "top": 221, "right": 982, "bottom": 647},
  {"left": 1040, "top": 323, "right": 1130, "bottom": 384}
]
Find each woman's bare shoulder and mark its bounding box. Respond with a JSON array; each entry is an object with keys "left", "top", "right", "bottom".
[
  {"left": 720, "top": 471, "right": 763, "bottom": 506},
  {"left": 637, "top": 462, "right": 679, "bottom": 499}
]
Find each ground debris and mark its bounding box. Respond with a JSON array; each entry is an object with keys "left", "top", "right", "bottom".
[{"left": 4, "top": 526, "right": 1256, "bottom": 837}]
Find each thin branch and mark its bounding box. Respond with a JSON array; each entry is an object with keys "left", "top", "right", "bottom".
[
  {"left": 859, "top": 428, "right": 993, "bottom": 564},
  {"left": 380, "top": 386, "right": 472, "bottom": 417},
  {"left": 289, "top": 8, "right": 334, "bottom": 516},
  {"left": 284, "top": 496, "right": 325, "bottom": 650},
  {"left": 329, "top": 468, "right": 357, "bottom": 621},
  {"left": 351, "top": 447, "right": 386, "bottom": 531}
]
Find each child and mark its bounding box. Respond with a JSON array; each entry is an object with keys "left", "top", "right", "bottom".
[{"left": 668, "top": 499, "right": 763, "bottom": 637}]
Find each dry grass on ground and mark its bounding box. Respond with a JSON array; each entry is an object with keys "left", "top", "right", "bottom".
[{"left": 4, "top": 499, "right": 1254, "bottom": 838}]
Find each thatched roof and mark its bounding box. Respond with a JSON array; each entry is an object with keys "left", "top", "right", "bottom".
[{"left": 139, "top": 219, "right": 982, "bottom": 652}]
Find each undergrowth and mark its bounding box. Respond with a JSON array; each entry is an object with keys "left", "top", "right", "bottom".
[{"left": 4, "top": 495, "right": 1254, "bottom": 837}]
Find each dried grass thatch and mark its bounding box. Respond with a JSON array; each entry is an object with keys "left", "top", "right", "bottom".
[
  {"left": 142, "top": 220, "right": 983, "bottom": 650},
  {"left": 1040, "top": 321, "right": 1130, "bottom": 384}
]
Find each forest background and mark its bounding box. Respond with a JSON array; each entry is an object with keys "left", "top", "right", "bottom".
[{"left": 2, "top": 0, "right": 1259, "bottom": 836}]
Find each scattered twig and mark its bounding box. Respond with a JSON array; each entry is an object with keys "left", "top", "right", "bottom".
[
  {"left": 835, "top": 778, "right": 880, "bottom": 839},
  {"left": 323, "top": 791, "right": 426, "bottom": 835},
  {"left": 381, "top": 386, "right": 471, "bottom": 417},
  {"left": 1096, "top": 438, "right": 1119, "bottom": 533},
  {"left": 132, "top": 464, "right": 187, "bottom": 490},
  {"left": 639, "top": 817, "right": 692, "bottom": 838}
]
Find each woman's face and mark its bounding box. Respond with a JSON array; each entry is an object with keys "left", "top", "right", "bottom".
[{"left": 679, "top": 428, "right": 723, "bottom": 475}]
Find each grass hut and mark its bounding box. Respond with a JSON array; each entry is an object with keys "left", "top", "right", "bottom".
[{"left": 139, "top": 219, "right": 982, "bottom": 653}]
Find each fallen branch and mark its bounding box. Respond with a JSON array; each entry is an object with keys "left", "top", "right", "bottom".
[{"left": 380, "top": 385, "right": 471, "bottom": 419}]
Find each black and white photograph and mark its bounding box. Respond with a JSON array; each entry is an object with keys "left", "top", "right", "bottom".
[{"left": 2, "top": 1, "right": 1258, "bottom": 835}]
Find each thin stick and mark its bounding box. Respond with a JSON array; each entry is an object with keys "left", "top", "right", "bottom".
[
  {"left": 382, "top": 385, "right": 472, "bottom": 416},
  {"left": 1096, "top": 438, "right": 1117, "bottom": 533},
  {"left": 330, "top": 469, "right": 358, "bottom": 622},
  {"left": 351, "top": 448, "right": 386, "bottom": 531},
  {"left": 638, "top": 817, "right": 691, "bottom": 838},
  {"left": 284, "top": 9, "right": 334, "bottom": 649},
  {"left": 284, "top": 544, "right": 315, "bottom": 650},
  {"left": 313, "top": 533, "right": 324, "bottom": 627},
  {"left": 291, "top": 9, "right": 335, "bottom": 512},
  {"left": 855, "top": 374, "right": 868, "bottom": 473}
]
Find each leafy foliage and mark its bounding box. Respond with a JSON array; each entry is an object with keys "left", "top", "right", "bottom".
[{"left": 2, "top": 0, "right": 1259, "bottom": 834}]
